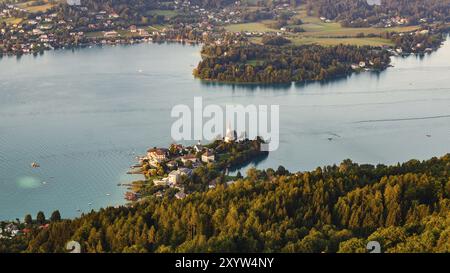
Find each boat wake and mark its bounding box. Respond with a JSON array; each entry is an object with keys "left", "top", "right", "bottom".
[{"left": 354, "top": 114, "right": 450, "bottom": 123}]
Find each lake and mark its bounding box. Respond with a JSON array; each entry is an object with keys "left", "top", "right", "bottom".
[{"left": 1, "top": 38, "right": 449, "bottom": 220}]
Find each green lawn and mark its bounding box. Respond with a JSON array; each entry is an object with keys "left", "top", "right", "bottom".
[
  {"left": 288, "top": 36, "right": 395, "bottom": 47},
  {"left": 225, "top": 20, "right": 277, "bottom": 33},
  {"left": 148, "top": 10, "right": 179, "bottom": 18},
  {"left": 16, "top": 0, "right": 63, "bottom": 13},
  {"left": 231, "top": 5, "right": 418, "bottom": 47},
  {"left": 0, "top": 17, "right": 23, "bottom": 25}
]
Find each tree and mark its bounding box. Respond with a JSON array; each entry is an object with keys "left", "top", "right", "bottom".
[
  {"left": 36, "top": 211, "right": 46, "bottom": 225},
  {"left": 24, "top": 214, "right": 33, "bottom": 225},
  {"left": 338, "top": 238, "right": 367, "bottom": 253},
  {"left": 50, "top": 210, "right": 61, "bottom": 222}
]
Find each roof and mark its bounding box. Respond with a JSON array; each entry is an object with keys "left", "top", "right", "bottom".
[
  {"left": 203, "top": 151, "right": 214, "bottom": 157},
  {"left": 182, "top": 154, "right": 197, "bottom": 159}
]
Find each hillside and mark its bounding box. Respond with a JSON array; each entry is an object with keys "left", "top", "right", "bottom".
[{"left": 2, "top": 154, "right": 450, "bottom": 253}]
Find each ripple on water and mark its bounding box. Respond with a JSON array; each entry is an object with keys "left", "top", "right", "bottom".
[{"left": 17, "top": 176, "right": 41, "bottom": 189}]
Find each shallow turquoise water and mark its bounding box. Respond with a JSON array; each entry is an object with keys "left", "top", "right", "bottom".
[{"left": 0, "top": 39, "right": 449, "bottom": 220}]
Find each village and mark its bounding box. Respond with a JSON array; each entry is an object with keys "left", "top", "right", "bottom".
[
  {"left": 1, "top": 0, "right": 447, "bottom": 57},
  {"left": 0, "top": 0, "right": 342, "bottom": 56},
  {"left": 124, "top": 126, "right": 268, "bottom": 202},
  {"left": 0, "top": 220, "right": 49, "bottom": 240},
  {"left": 0, "top": 0, "right": 261, "bottom": 55},
  {"left": 0, "top": 222, "right": 20, "bottom": 240}
]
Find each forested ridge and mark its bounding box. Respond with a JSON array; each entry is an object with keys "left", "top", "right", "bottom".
[{"left": 2, "top": 154, "right": 450, "bottom": 253}]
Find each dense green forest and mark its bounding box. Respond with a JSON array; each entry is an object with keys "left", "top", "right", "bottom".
[
  {"left": 2, "top": 154, "right": 450, "bottom": 253},
  {"left": 194, "top": 43, "right": 391, "bottom": 83}
]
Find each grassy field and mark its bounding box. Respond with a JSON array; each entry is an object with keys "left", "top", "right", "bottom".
[
  {"left": 225, "top": 20, "right": 277, "bottom": 32},
  {"left": 16, "top": 0, "right": 62, "bottom": 13},
  {"left": 84, "top": 25, "right": 166, "bottom": 39},
  {"left": 148, "top": 10, "right": 179, "bottom": 19},
  {"left": 0, "top": 17, "right": 23, "bottom": 25},
  {"left": 226, "top": 5, "right": 420, "bottom": 47},
  {"left": 287, "top": 36, "right": 395, "bottom": 46},
  {"left": 295, "top": 7, "right": 419, "bottom": 37}
]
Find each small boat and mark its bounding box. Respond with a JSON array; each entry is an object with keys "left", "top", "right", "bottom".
[
  {"left": 31, "top": 162, "right": 40, "bottom": 168},
  {"left": 88, "top": 203, "right": 92, "bottom": 206},
  {"left": 42, "top": 181, "right": 47, "bottom": 185},
  {"left": 106, "top": 193, "right": 111, "bottom": 196}
]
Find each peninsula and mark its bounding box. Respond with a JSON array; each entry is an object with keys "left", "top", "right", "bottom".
[
  {"left": 1, "top": 0, "right": 449, "bottom": 84},
  {"left": 125, "top": 135, "right": 269, "bottom": 201}
]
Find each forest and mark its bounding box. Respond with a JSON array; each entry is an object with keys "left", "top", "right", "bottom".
[
  {"left": 193, "top": 42, "right": 391, "bottom": 83},
  {"left": 2, "top": 154, "right": 450, "bottom": 253}
]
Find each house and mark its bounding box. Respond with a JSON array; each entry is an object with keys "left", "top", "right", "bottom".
[
  {"left": 0, "top": 223, "right": 20, "bottom": 238},
  {"left": 168, "top": 170, "right": 181, "bottom": 184},
  {"left": 178, "top": 167, "right": 193, "bottom": 177},
  {"left": 103, "top": 31, "right": 118, "bottom": 38},
  {"left": 359, "top": 61, "right": 366, "bottom": 68},
  {"left": 32, "top": 29, "right": 44, "bottom": 35},
  {"left": 147, "top": 148, "right": 169, "bottom": 161},
  {"left": 167, "top": 160, "right": 178, "bottom": 169},
  {"left": 181, "top": 154, "right": 197, "bottom": 164},
  {"left": 138, "top": 28, "right": 149, "bottom": 37},
  {"left": 67, "top": 0, "right": 81, "bottom": 6},
  {"left": 170, "top": 143, "right": 184, "bottom": 154},
  {"left": 175, "top": 191, "right": 187, "bottom": 199},
  {"left": 208, "top": 180, "right": 217, "bottom": 189},
  {"left": 129, "top": 25, "right": 137, "bottom": 33},
  {"left": 153, "top": 177, "right": 169, "bottom": 186},
  {"left": 193, "top": 141, "right": 203, "bottom": 153},
  {"left": 202, "top": 150, "right": 215, "bottom": 163},
  {"left": 125, "top": 191, "right": 139, "bottom": 201}
]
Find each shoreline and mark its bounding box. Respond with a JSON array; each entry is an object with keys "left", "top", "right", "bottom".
[{"left": 123, "top": 138, "right": 269, "bottom": 202}]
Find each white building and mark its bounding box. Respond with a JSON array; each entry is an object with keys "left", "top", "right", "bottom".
[
  {"left": 168, "top": 170, "right": 181, "bottom": 184},
  {"left": 67, "top": 0, "right": 81, "bottom": 6},
  {"left": 202, "top": 151, "right": 215, "bottom": 163},
  {"left": 181, "top": 154, "right": 197, "bottom": 164},
  {"left": 153, "top": 177, "right": 169, "bottom": 186},
  {"left": 224, "top": 123, "right": 237, "bottom": 143}
]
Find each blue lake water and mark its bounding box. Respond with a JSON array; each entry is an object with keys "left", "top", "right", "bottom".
[{"left": 0, "top": 38, "right": 449, "bottom": 220}]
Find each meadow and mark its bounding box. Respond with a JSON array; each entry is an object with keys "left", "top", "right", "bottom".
[{"left": 225, "top": 5, "right": 420, "bottom": 47}]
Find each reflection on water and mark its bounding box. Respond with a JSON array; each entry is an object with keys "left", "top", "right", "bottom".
[
  {"left": 17, "top": 176, "right": 42, "bottom": 189},
  {"left": 0, "top": 39, "right": 449, "bottom": 220}
]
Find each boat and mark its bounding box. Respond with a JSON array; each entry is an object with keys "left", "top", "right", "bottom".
[{"left": 31, "top": 162, "right": 40, "bottom": 168}]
